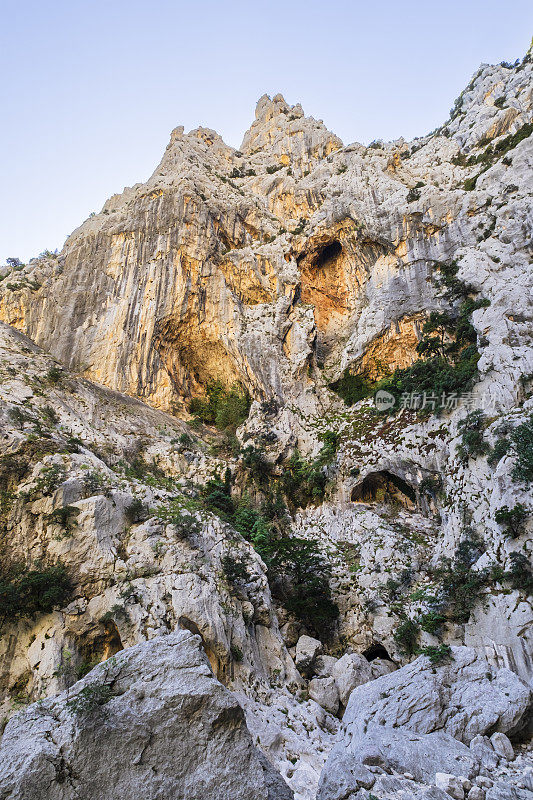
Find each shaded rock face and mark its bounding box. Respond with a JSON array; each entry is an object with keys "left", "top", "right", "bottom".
[{"left": 0, "top": 630, "right": 293, "bottom": 800}]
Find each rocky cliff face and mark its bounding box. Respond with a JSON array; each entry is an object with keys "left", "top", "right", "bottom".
[{"left": 0, "top": 51, "right": 532, "bottom": 800}]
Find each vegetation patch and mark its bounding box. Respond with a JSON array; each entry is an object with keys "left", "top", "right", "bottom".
[
  {"left": 189, "top": 381, "right": 251, "bottom": 431},
  {"left": 0, "top": 562, "right": 73, "bottom": 631}
]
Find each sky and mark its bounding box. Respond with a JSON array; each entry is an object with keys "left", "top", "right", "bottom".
[{"left": 1, "top": 0, "right": 531, "bottom": 265}]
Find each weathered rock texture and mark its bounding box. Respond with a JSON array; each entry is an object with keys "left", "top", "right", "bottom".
[
  {"left": 0, "top": 630, "right": 293, "bottom": 799},
  {"left": 0, "top": 47, "right": 532, "bottom": 800},
  {"left": 318, "top": 647, "right": 532, "bottom": 800}
]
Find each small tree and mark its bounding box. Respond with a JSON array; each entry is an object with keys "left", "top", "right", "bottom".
[
  {"left": 495, "top": 504, "right": 528, "bottom": 538},
  {"left": 457, "top": 411, "right": 489, "bottom": 462}
]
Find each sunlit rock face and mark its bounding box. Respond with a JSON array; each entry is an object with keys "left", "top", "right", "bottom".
[
  {"left": 0, "top": 50, "right": 532, "bottom": 800},
  {"left": 2, "top": 54, "right": 531, "bottom": 415}
]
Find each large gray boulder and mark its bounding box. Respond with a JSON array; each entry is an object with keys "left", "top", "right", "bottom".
[
  {"left": 317, "top": 647, "right": 532, "bottom": 800},
  {"left": 0, "top": 630, "right": 293, "bottom": 800},
  {"left": 331, "top": 652, "right": 373, "bottom": 706},
  {"left": 340, "top": 647, "right": 531, "bottom": 744}
]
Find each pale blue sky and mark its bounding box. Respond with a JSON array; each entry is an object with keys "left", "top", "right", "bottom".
[{"left": 1, "top": 0, "right": 531, "bottom": 265}]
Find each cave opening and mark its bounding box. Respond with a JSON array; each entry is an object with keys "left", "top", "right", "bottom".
[
  {"left": 351, "top": 470, "right": 416, "bottom": 509},
  {"left": 362, "top": 643, "right": 391, "bottom": 662},
  {"left": 315, "top": 240, "right": 343, "bottom": 269}
]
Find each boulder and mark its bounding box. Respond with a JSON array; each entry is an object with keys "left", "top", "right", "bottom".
[
  {"left": 318, "top": 727, "right": 480, "bottom": 799},
  {"left": 313, "top": 655, "right": 338, "bottom": 678},
  {"left": 436, "top": 773, "right": 465, "bottom": 800},
  {"left": 340, "top": 647, "right": 531, "bottom": 743},
  {"left": 469, "top": 735, "right": 499, "bottom": 770},
  {"left": 317, "top": 647, "right": 532, "bottom": 800},
  {"left": 486, "top": 781, "right": 533, "bottom": 800},
  {"left": 489, "top": 732, "right": 514, "bottom": 761},
  {"left": 309, "top": 677, "right": 340, "bottom": 715},
  {"left": 295, "top": 635, "right": 322, "bottom": 675},
  {"left": 370, "top": 657, "right": 397, "bottom": 679},
  {"left": 331, "top": 652, "right": 373, "bottom": 706},
  {"left": 0, "top": 631, "right": 293, "bottom": 800}
]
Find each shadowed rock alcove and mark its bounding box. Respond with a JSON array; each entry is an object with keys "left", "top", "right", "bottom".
[{"left": 351, "top": 470, "right": 417, "bottom": 510}]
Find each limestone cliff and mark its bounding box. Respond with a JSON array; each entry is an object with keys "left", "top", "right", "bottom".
[{"left": 0, "top": 50, "right": 532, "bottom": 800}]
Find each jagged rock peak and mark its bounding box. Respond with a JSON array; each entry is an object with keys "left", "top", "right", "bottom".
[
  {"left": 254, "top": 93, "right": 305, "bottom": 122},
  {"left": 241, "top": 92, "right": 343, "bottom": 166}
]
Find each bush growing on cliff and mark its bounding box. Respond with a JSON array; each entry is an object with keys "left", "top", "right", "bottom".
[
  {"left": 67, "top": 681, "right": 113, "bottom": 716},
  {"left": 486, "top": 415, "right": 533, "bottom": 485},
  {"left": 200, "top": 469, "right": 234, "bottom": 517},
  {"left": 124, "top": 497, "right": 148, "bottom": 525},
  {"left": 267, "top": 535, "right": 338, "bottom": 639},
  {"left": 510, "top": 415, "right": 533, "bottom": 484},
  {"left": 434, "top": 537, "right": 488, "bottom": 624},
  {"left": 393, "top": 618, "right": 420, "bottom": 655},
  {"left": 280, "top": 434, "right": 339, "bottom": 508},
  {"left": 189, "top": 381, "right": 251, "bottom": 431},
  {"left": 329, "top": 370, "right": 374, "bottom": 406},
  {"left": 371, "top": 263, "right": 488, "bottom": 412},
  {"left": 241, "top": 445, "right": 273, "bottom": 484},
  {"left": 0, "top": 562, "right": 73, "bottom": 631},
  {"left": 495, "top": 504, "right": 528, "bottom": 538},
  {"left": 419, "top": 644, "right": 452, "bottom": 665},
  {"left": 456, "top": 411, "right": 490, "bottom": 462},
  {"left": 505, "top": 552, "right": 533, "bottom": 596},
  {"left": 155, "top": 499, "right": 201, "bottom": 536}
]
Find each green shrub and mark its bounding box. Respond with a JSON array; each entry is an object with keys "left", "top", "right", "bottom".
[
  {"left": 435, "top": 538, "right": 488, "bottom": 624},
  {"left": 369, "top": 263, "right": 489, "bottom": 414},
  {"left": 280, "top": 434, "right": 339, "bottom": 508},
  {"left": 419, "top": 609, "right": 446, "bottom": 634},
  {"left": 394, "top": 619, "right": 420, "bottom": 655},
  {"left": 0, "top": 562, "right": 73, "bottom": 630},
  {"left": 45, "top": 505, "right": 80, "bottom": 531},
  {"left": 494, "top": 504, "right": 528, "bottom": 538},
  {"left": 230, "top": 643, "right": 244, "bottom": 661},
  {"left": 189, "top": 381, "right": 251, "bottom": 431},
  {"left": 42, "top": 405, "right": 59, "bottom": 425},
  {"left": 329, "top": 370, "right": 374, "bottom": 405},
  {"left": 291, "top": 219, "right": 307, "bottom": 235},
  {"left": 488, "top": 437, "right": 511, "bottom": 466},
  {"left": 232, "top": 499, "right": 265, "bottom": 538},
  {"left": 419, "top": 475, "right": 443, "bottom": 498},
  {"left": 45, "top": 366, "right": 64, "bottom": 385},
  {"left": 241, "top": 445, "right": 272, "bottom": 484},
  {"left": 419, "top": 644, "right": 452, "bottom": 665},
  {"left": 222, "top": 555, "right": 249, "bottom": 584},
  {"left": 155, "top": 500, "right": 200, "bottom": 536},
  {"left": 83, "top": 470, "right": 110, "bottom": 496},
  {"left": 281, "top": 450, "right": 327, "bottom": 507},
  {"left": 8, "top": 407, "right": 30, "bottom": 428},
  {"left": 66, "top": 681, "right": 113, "bottom": 716},
  {"left": 124, "top": 498, "right": 148, "bottom": 525},
  {"left": 505, "top": 552, "right": 533, "bottom": 595},
  {"left": 456, "top": 411, "right": 490, "bottom": 462},
  {"left": 268, "top": 536, "right": 338, "bottom": 639},
  {"left": 34, "top": 464, "right": 66, "bottom": 496},
  {"left": 200, "top": 469, "right": 234, "bottom": 517},
  {"left": 511, "top": 415, "right": 533, "bottom": 484}
]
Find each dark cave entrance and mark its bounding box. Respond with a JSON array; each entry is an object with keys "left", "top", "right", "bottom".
[
  {"left": 351, "top": 470, "right": 416, "bottom": 510},
  {"left": 362, "top": 643, "right": 391, "bottom": 662},
  {"left": 315, "top": 240, "right": 343, "bottom": 269}
]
